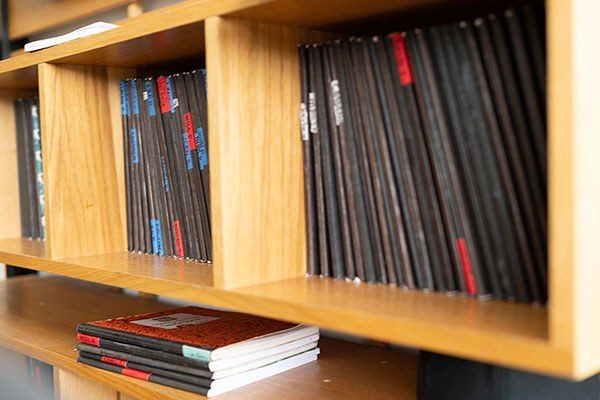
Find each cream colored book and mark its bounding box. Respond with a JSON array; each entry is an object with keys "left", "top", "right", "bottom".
[{"left": 24, "top": 22, "right": 118, "bottom": 52}]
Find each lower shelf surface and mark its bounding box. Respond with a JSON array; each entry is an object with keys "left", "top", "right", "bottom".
[{"left": 0, "top": 275, "right": 417, "bottom": 400}]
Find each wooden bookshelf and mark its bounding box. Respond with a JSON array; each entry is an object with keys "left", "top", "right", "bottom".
[
  {"left": 0, "top": 1, "right": 597, "bottom": 398},
  {"left": 0, "top": 276, "right": 417, "bottom": 400},
  {"left": 0, "top": 237, "right": 568, "bottom": 377}
]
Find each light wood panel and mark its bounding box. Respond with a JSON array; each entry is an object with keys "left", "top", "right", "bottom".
[
  {"left": 38, "top": 63, "right": 127, "bottom": 259},
  {"left": 547, "top": 0, "right": 574, "bottom": 355},
  {"left": 0, "top": 237, "right": 573, "bottom": 377},
  {"left": 0, "top": 0, "right": 274, "bottom": 89},
  {"left": 127, "top": 1, "right": 144, "bottom": 18},
  {"left": 0, "top": 90, "right": 37, "bottom": 239},
  {"left": 56, "top": 369, "right": 119, "bottom": 400},
  {"left": 229, "top": 0, "right": 460, "bottom": 29},
  {"left": 9, "top": 0, "right": 134, "bottom": 40},
  {"left": 0, "top": 276, "right": 418, "bottom": 400},
  {"left": 548, "top": 0, "right": 600, "bottom": 379},
  {"left": 570, "top": 0, "right": 600, "bottom": 378},
  {"left": 205, "top": 17, "right": 333, "bottom": 288},
  {"left": 0, "top": 238, "right": 213, "bottom": 292}
]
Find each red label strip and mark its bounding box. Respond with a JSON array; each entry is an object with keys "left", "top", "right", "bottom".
[
  {"left": 77, "top": 333, "right": 100, "bottom": 347},
  {"left": 457, "top": 238, "right": 477, "bottom": 295},
  {"left": 391, "top": 33, "right": 414, "bottom": 86},
  {"left": 101, "top": 356, "right": 128, "bottom": 368},
  {"left": 173, "top": 220, "right": 184, "bottom": 257},
  {"left": 184, "top": 112, "right": 197, "bottom": 150},
  {"left": 157, "top": 76, "right": 170, "bottom": 114},
  {"left": 122, "top": 367, "right": 151, "bottom": 381}
]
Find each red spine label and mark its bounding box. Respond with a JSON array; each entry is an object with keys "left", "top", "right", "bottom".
[
  {"left": 457, "top": 238, "right": 477, "bottom": 295},
  {"left": 77, "top": 333, "right": 100, "bottom": 346},
  {"left": 157, "top": 76, "right": 170, "bottom": 114},
  {"left": 184, "top": 112, "right": 197, "bottom": 150},
  {"left": 101, "top": 356, "right": 128, "bottom": 367},
  {"left": 391, "top": 33, "right": 414, "bottom": 86},
  {"left": 122, "top": 368, "right": 151, "bottom": 381},
  {"left": 173, "top": 220, "right": 184, "bottom": 257}
]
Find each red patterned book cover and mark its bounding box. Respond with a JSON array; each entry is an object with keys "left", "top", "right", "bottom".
[{"left": 77, "top": 306, "right": 315, "bottom": 362}]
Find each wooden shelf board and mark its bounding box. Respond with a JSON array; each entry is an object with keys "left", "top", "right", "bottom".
[
  {"left": 0, "top": 238, "right": 213, "bottom": 293},
  {"left": 227, "top": 0, "right": 504, "bottom": 32},
  {"left": 0, "top": 0, "right": 276, "bottom": 89},
  {"left": 0, "top": 276, "right": 417, "bottom": 400},
  {"left": 0, "top": 237, "right": 573, "bottom": 376}
]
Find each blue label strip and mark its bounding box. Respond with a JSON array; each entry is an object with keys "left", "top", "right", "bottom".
[
  {"left": 131, "top": 81, "right": 140, "bottom": 115},
  {"left": 195, "top": 127, "right": 208, "bottom": 170},
  {"left": 151, "top": 219, "right": 159, "bottom": 254},
  {"left": 182, "top": 345, "right": 211, "bottom": 362},
  {"left": 145, "top": 80, "right": 156, "bottom": 117},
  {"left": 156, "top": 220, "right": 164, "bottom": 255},
  {"left": 150, "top": 219, "right": 164, "bottom": 255},
  {"left": 120, "top": 81, "right": 129, "bottom": 116},
  {"left": 182, "top": 132, "right": 194, "bottom": 170},
  {"left": 130, "top": 128, "right": 139, "bottom": 163}
]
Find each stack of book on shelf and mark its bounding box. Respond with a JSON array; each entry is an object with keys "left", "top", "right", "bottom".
[
  {"left": 299, "top": 5, "right": 547, "bottom": 303},
  {"left": 15, "top": 97, "right": 45, "bottom": 240},
  {"left": 76, "top": 306, "right": 320, "bottom": 397},
  {"left": 120, "top": 70, "right": 211, "bottom": 262}
]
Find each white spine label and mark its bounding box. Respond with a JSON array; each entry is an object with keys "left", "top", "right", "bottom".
[
  {"left": 330, "top": 80, "right": 344, "bottom": 126},
  {"left": 308, "top": 92, "right": 318, "bottom": 134},
  {"left": 300, "top": 103, "right": 309, "bottom": 141}
]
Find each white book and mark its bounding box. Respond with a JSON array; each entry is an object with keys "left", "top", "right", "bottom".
[
  {"left": 210, "top": 333, "right": 319, "bottom": 372},
  {"left": 207, "top": 348, "right": 320, "bottom": 397},
  {"left": 24, "top": 22, "right": 119, "bottom": 52},
  {"left": 210, "top": 325, "right": 319, "bottom": 361},
  {"left": 212, "top": 339, "right": 319, "bottom": 379}
]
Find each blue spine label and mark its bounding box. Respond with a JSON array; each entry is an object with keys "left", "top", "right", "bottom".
[
  {"left": 130, "top": 128, "right": 139, "bottom": 163},
  {"left": 145, "top": 80, "right": 156, "bottom": 117},
  {"left": 161, "top": 157, "right": 169, "bottom": 192},
  {"left": 155, "top": 220, "right": 164, "bottom": 255},
  {"left": 166, "top": 77, "right": 176, "bottom": 114},
  {"left": 151, "top": 219, "right": 159, "bottom": 254},
  {"left": 182, "top": 132, "right": 194, "bottom": 170},
  {"left": 195, "top": 127, "right": 208, "bottom": 170},
  {"left": 151, "top": 219, "right": 164, "bottom": 255},
  {"left": 131, "top": 81, "right": 140, "bottom": 115},
  {"left": 182, "top": 345, "right": 211, "bottom": 362},
  {"left": 120, "top": 81, "right": 129, "bottom": 116}
]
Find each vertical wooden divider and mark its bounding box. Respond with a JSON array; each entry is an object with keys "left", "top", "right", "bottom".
[
  {"left": 38, "top": 63, "right": 133, "bottom": 259},
  {"left": 205, "top": 17, "right": 333, "bottom": 289},
  {"left": 0, "top": 89, "right": 36, "bottom": 239},
  {"left": 55, "top": 368, "right": 119, "bottom": 400}
]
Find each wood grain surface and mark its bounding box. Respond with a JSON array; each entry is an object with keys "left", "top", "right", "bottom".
[{"left": 0, "top": 276, "right": 417, "bottom": 400}]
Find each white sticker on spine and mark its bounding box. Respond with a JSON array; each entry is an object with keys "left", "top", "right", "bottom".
[
  {"left": 300, "top": 103, "right": 309, "bottom": 141},
  {"left": 308, "top": 92, "right": 318, "bottom": 134},
  {"left": 330, "top": 80, "right": 344, "bottom": 126}
]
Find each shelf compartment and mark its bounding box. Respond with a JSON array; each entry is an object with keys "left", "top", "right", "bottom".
[
  {"left": 0, "top": 237, "right": 213, "bottom": 291},
  {"left": 0, "top": 88, "right": 39, "bottom": 240},
  {"left": 0, "top": 275, "right": 417, "bottom": 400},
  {"left": 0, "top": 237, "right": 570, "bottom": 377},
  {"left": 0, "top": 0, "right": 276, "bottom": 89}
]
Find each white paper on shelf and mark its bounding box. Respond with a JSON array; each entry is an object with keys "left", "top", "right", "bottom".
[
  {"left": 24, "top": 22, "right": 119, "bottom": 52},
  {"left": 207, "top": 348, "right": 320, "bottom": 397}
]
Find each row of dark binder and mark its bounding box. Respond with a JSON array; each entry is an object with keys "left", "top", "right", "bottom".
[
  {"left": 120, "top": 71, "right": 211, "bottom": 262},
  {"left": 15, "top": 98, "right": 45, "bottom": 240},
  {"left": 299, "top": 6, "right": 547, "bottom": 303}
]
